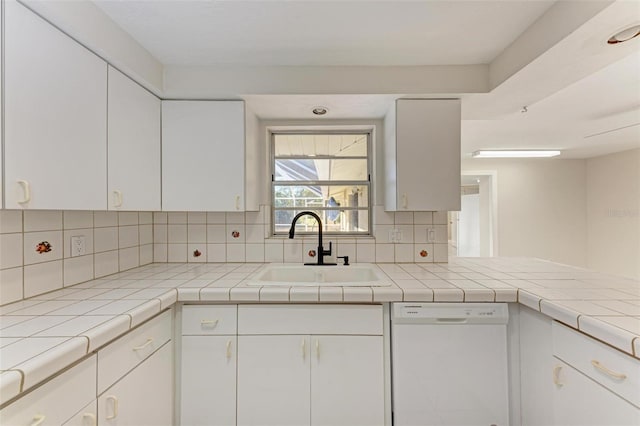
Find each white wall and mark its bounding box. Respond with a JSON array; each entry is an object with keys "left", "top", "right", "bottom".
[
  {"left": 586, "top": 148, "right": 640, "bottom": 279},
  {"left": 462, "top": 158, "right": 588, "bottom": 267}
]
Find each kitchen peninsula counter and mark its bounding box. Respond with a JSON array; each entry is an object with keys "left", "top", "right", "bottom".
[{"left": 1, "top": 258, "right": 639, "bottom": 404}]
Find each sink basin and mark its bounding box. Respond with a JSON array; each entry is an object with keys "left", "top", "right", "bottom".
[{"left": 247, "top": 264, "right": 391, "bottom": 287}]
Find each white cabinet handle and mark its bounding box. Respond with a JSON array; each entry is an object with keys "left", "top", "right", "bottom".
[
  {"left": 106, "top": 395, "right": 118, "bottom": 420},
  {"left": 200, "top": 319, "right": 219, "bottom": 328},
  {"left": 83, "top": 412, "right": 97, "bottom": 426},
  {"left": 401, "top": 193, "right": 408, "bottom": 209},
  {"left": 17, "top": 180, "right": 31, "bottom": 204},
  {"left": 31, "top": 414, "right": 45, "bottom": 426},
  {"left": 315, "top": 340, "right": 320, "bottom": 359},
  {"left": 132, "top": 337, "right": 153, "bottom": 351},
  {"left": 553, "top": 365, "right": 563, "bottom": 386},
  {"left": 226, "top": 340, "right": 232, "bottom": 360},
  {"left": 112, "top": 190, "right": 123, "bottom": 208},
  {"left": 591, "top": 359, "right": 627, "bottom": 380},
  {"left": 235, "top": 195, "right": 241, "bottom": 210},
  {"left": 301, "top": 339, "right": 306, "bottom": 359}
]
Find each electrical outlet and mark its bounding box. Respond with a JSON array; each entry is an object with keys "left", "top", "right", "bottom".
[
  {"left": 71, "top": 235, "right": 86, "bottom": 257},
  {"left": 388, "top": 229, "right": 402, "bottom": 243},
  {"left": 426, "top": 228, "right": 436, "bottom": 243}
]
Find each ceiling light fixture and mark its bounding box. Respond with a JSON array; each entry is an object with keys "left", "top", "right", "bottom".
[
  {"left": 312, "top": 106, "right": 328, "bottom": 116},
  {"left": 607, "top": 24, "right": 640, "bottom": 44},
  {"left": 472, "top": 150, "right": 561, "bottom": 158}
]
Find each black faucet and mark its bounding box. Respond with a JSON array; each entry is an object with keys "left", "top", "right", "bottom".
[{"left": 288, "top": 211, "right": 336, "bottom": 266}]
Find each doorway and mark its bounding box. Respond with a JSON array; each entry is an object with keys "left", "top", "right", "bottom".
[{"left": 448, "top": 171, "right": 498, "bottom": 258}]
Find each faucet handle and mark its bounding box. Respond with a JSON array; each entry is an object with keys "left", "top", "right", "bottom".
[
  {"left": 337, "top": 255, "right": 350, "bottom": 266},
  {"left": 322, "top": 241, "right": 332, "bottom": 256}
]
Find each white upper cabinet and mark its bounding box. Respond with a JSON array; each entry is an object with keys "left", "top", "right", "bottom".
[
  {"left": 162, "top": 100, "right": 249, "bottom": 211},
  {"left": 107, "top": 66, "right": 161, "bottom": 211},
  {"left": 384, "top": 99, "right": 461, "bottom": 211},
  {"left": 4, "top": 1, "right": 107, "bottom": 210}
]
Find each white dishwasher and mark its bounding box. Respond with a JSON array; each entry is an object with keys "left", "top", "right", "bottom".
[{"left": 391, "top": 303, "right": 509, "bottom": 426}]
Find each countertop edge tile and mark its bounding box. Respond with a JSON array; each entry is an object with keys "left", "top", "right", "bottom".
[
  {"left": 578, "top": 315, "right": 637, "bottom": 357},
  {"left": 0, "top": 370, "right": 23, "bottom": 406},
  {"left": 17, "top": 336, "right": 87, "bottom": 391},
  {"left": 83, "top": 315, "right": 132, "bottom": 353}
]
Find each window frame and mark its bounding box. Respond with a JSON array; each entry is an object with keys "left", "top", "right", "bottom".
[{"left": 270, "top": 130, "right": 373, "bottom": 237}]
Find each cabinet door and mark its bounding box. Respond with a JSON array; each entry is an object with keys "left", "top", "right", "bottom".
[
  {"left": 181, "top": 336, "right": 236, "bottom": 426},
  {"left": 162, "top": 100, "right": 245, "bottom": 211},
  {"left": 395, "top": 99, "right": 461, "bottom": 211},
  {"left": 311, "top": 335, "right": 384, "bottom": 426},
  {"left": 553, "top": 359, "right": 640, "bottom": 425},
  {"left": 237, "top": 335, "right": 310, "bottom": 426},
  {"left": 62, "top": 401, "right": 97, "bottom": 426},
  {"left": 0, "top": 356, "right": 96, "bottom": 426},
  {"left": 98, "top": 343, "right": 173, "bottom": 426},
  {"left": 107, "top": 66, "right": 161, "bottom": 211},
  {"left": 4, "top": 1, "right": 107, "bottom": 210}
]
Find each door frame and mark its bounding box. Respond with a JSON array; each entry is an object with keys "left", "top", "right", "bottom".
[{"left": 460, "top": 170, "right": 499, "bottom": 256}]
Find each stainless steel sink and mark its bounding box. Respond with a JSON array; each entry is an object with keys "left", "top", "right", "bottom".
[{"left": 247, "top": 263, "right": 392, "bottom": 287}]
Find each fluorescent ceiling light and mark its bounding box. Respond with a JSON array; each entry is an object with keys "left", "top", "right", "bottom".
[{"left": 472, "top": 150, "right": 561, "bottom": 158}]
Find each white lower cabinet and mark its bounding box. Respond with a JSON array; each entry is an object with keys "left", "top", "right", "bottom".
[
  {"left": 236, "top": 304, "right": 385, "bottom": 426},
  {"left": 237, "top": 334, "right": 384, "bottom": 426},
  {"left": 551, "top": 321, "right": 640, "bottom": 426},
  {"left": 181, "top": 336, "right": 237, "bottom": 426},
  {"left": 0, "top": 356, "right": 97, "bottom": 426},
  {"left": 552, "top": 358, "right": 639, "bottom": 426},
  {"left": 62, "top": 401, "right": 97, "bottom": 426},
  {"left": 310, "top": 335, "right": 384, "bottom": 426},
  {"left": 237, "top": 335, "right": 311, "bottom": 426},
  {"left": 180, "top": 304, "right": 386, "bottom": 426},
  {"left": 98, "top": 342, "right": 173, "bottom": 426}
]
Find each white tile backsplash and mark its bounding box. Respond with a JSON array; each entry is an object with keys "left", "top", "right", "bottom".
[
  {"left": 0, "top": 267, "right": 23, "bottom": 305},
  {"left": 1, "top": 206, "right": 449, "bottom": 306},
  {"left": 23, "top": 231, "right": 62, "bottom": 265},
  {"left": 1, "top": 234, "right": 23, "bottom": 269},
  {"left": 0, "top": 211, "right": 23, "bottom": 234},
  {"left": 63, "top": 211, "right": 94, "bottom": 230},
  {"left": 24, "top": 261, "right": 63, "bottom": 298}
]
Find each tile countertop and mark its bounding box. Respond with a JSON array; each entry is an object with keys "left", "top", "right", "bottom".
[{"left": 1, "top": 258, "right": 639, "bottom": 405}]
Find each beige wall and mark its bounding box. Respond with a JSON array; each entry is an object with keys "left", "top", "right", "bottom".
[
  {"left": 462, "top": 158, "right": 588, "bottom": 267},
  {"left": 586, "top": 148, "right": 640, "bottom": 279}
]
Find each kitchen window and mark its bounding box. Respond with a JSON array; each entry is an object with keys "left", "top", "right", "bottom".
[{"left": 271, "top": 132, "right": 371, "bottom": 236}]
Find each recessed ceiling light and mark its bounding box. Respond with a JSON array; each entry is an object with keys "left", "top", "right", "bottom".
[
  {"left": 312, "top": 106, "right": 328, "bottom": 116},
  {"left": 608, "top": 24, "right": 640, "bottom": 44},
  {"left": 472, "top": 150, "right": 561, "bottom": 158}
]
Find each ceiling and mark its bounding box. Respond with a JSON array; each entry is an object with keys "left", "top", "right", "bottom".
[
  {"left": 91, "top": 0, "right": 640, "bottom": 159},
  {"left": 94, "top": 0, "right": 553, "bottom": 66}
]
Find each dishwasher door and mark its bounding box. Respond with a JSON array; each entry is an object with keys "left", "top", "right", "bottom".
[{"left": 391, "top": 303, "right": 509, "bottom": 426}]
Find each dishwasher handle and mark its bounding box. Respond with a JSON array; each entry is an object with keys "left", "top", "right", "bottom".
[{"left": 435, "top": 318, "right": 468, "bottom": 324}]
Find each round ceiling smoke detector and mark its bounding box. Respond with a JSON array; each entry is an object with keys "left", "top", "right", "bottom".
[
  {"left": 607, "top": 24, "right": 640, "bottom": 44},
  {"left": 312, "top": 106, "right": 328, "bottom": 116}
]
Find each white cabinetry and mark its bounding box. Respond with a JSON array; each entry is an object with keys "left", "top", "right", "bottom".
[
  {"left": 97, "top": 310, "right": 173, "bottom": 425},
  {"left": 4, "top": 1, "right": 107, "bottom": 210},
  {"left": 518, "top": 306, "right": 555, "bottom": 426},
  {"left": 162, "top": 100, "right": 259, "bottom": 211},
  {"left": 180, "top": 305, "right": 237, "bottom": 426},
  {"left": 107, "top": 66, "right": 161, "bottom": 211},
  {"left": 552, "top": 322, "right": 640, "bottom": 425},
  {"left": 98, "top": 343, "right": 173, "bottom": 426},
  {"left": 0, "top": 356, "right": 97, "bottom": 426},
  {"left": 384, "top": 99, "right": 461, "bottom": 211},
  {"left": 236, "top": 304, "right": 385, "bottom": 426}
]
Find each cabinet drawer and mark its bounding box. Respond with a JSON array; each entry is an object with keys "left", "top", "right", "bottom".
[
  {"left": 553, "top": 322, "right": 640, "bottom": 407},
  {"left": 97, "top": 309, "right": 172, "bottom": 394},
  {"left": 182, "top": 305, "right": 237, "bottom": 335},
  {"left": 238, "top": 304, "right": 383, "bottom": 335},
  {"left": 0, "top": 356, "right": 96, "bottom": 426}
]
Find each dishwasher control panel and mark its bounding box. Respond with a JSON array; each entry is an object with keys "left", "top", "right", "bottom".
[{"left": 391, "top": 303, "right": 509, "bottom": 324}]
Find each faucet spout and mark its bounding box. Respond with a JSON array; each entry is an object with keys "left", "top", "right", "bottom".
[{"left": 288, "top": 211, "right": 335, "bottom": 266}]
